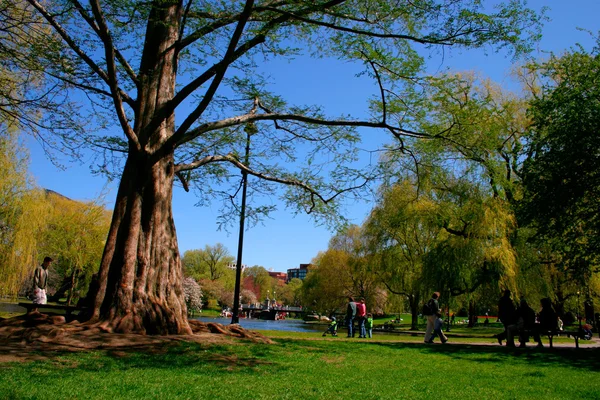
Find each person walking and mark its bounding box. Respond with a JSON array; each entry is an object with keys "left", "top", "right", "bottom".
[
  {"left": 356, "top": 298, "right": 367, "bottom": 338},
  {"left": 32, "top": 257, "right": 53, "bottom": 311},
  {"left": 496, "top": 289, "right": 516, "bottom": 346},
  {"left": 433, "top": 314, "right": 448, "bottom": 343},
  {"left": 506, "top": 298, "right": 538, "bottom": 348},
  {"left": 423, "top": 292, "right": 441, "bottom": 343},
  {"left": 345, "top": 297, "right": 356, "bottom": 338}
]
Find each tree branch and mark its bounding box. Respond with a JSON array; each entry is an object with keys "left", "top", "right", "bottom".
[
  {"left": 262, "top": 5, "right": 489, "bottom": 45},
  {"left": 25, "top": 0, "right": 136, "bottom": 110},
  {"left": 177, "top": 105, "right": 430, "bottom": 148},
  {"left": 70, "top": 0, "right": 139, "bottom": 86},
  {"left": 174, "top": 153, "right": 370, "bottom": 213},
  {"left": 88, "top": 0, "right": 139, "bottom": 151}
]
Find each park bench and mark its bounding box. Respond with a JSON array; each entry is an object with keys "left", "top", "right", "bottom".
[
  {"left": 18, "top": 302, "right": 87, "bottom": 322},
  {"left": 521, "top": 328, "right": 582, "bottom": 349}
]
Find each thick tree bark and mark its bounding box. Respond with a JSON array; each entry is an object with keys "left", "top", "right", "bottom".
[
  {"left": 88, "top": 0, "right": 191, "bottom": 334},
  {"left": 90, "top": 151, "right": 191, "bottom": 334}
]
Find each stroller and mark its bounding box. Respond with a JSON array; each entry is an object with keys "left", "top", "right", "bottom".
[{"left": 323, "top": 317, "right": 338, "bottom": 337}]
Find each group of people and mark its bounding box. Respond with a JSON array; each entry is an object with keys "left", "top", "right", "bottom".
[
  {"left": 330, "top": 297, "right": 373, "bottom": 338},
  {"left": 496, "top": 290, "right": 559, "bottom": 348}
]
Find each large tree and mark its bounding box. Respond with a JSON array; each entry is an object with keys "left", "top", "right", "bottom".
[
  {"left": 0, "top": 132, "right": 47, "bottom": 297},
  {"left": 23, "top": 0, "right": 541, "bottom": 333},
  {"left": 40, "top": 191, "right": 112, "bottom": 305},
  {"left": 182, "top": 243, "right": 234, "bottom": 281},
  {"left": 521, "top": 44, "right": 600, "bottom": 283},
  {"left": 365, "top": 180, "right": 438, "bottom": 328}
]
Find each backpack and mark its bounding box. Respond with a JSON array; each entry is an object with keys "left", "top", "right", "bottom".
[{"left": 422, "top": 299, "right": 434, "bottom": 316}]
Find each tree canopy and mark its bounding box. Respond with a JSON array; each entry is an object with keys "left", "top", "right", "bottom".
[
  {"left": 18, "top": 0, "right": 542, "bottom": 333},
  {"left": 521, "top": 43, "right": 600, "bottom": 282}
]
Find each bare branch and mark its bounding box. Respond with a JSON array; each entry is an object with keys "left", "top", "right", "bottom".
[
  {"left": 25, "top": 0, "right": 136, "bottom": 109},
  {"left": 362, "top": 51, "right": 387, "bottom": 124},
  {"left": 70, "top": 0, "right": 138, "bottom": 86},
  {"left": 262, "top": 5, "right": 483, "bottom": 45},
  {"left": 178, "top": 104, "right": 430, "bottom": 147},
  {"left": 174, "top": 153, "right": 371, "bottom": 213},
  {"left": 88, "top": 0, "right": 139, "bottom": 151},
  {"left": 162, "top": 0, "right": 347, "bottom": 146},
  {"left": 176, "top": 171, "right": 190, "bottom": 192}
]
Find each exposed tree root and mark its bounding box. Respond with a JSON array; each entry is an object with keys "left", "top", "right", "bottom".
[{"left": 0, "top": 312, "right": 272, "bottom": 363}]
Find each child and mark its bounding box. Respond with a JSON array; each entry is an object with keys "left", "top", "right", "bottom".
[
  {"left": 323, "top": 317, "right": 338, "bottom": 337},
  {"left": 433, "top": 315, "right": 448, "bottom": 344},
  {"left": 365, "top": 313, "right": 374, "bottom": 338}
]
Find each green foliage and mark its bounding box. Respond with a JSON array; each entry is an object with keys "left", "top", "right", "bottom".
[
  {"left": 0, "top": 132, "right": 46, "bottom": 297},
  {"left": 302, "top": 226, "right": 383, "bottom": 315},
  {"left": 277, "top": 277, "right": 303, "bottom": 307},
  {"left": 17, "top": 0, "right": 543, "bottom": 230},
  {"left": 365, "top": 180, "right": 439, "bottom": 323},
  {"left": 37, "top": 191, "right": 111, "bottom": 302},
  {"left": 243, "top": 265, "right": 274, "bottom": 301},
  {"left": 0, "top": 0, "right": 82, "bottom": 153},
  {"left": 182, "top": 243, "right": 234, "bottom": 282},
  {"left": 521, "top": 43, "right": 600, "bottom": 282}
]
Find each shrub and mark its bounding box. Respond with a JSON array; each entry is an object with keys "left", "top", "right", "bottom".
[{"left": 183, "top": 277, "right": 203, "bottom": 315}]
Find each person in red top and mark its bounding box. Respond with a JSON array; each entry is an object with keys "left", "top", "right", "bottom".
[{"left": 356, "top": 298, "right": 367, "bottom": 338}]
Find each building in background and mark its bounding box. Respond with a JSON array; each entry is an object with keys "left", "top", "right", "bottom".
[
  {"left": 287, "top": 263, "right": 311, "bottom": 282},
  {"left": 268, "top": 270, "right": 288, "bottom": 284},
  {"left": 227, "top": 262, "right": 248, "bottom": 273}
]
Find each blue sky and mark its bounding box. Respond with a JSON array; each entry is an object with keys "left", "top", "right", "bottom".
[{"left": 25, "top": 1, "right": 599, "bottom": 273}]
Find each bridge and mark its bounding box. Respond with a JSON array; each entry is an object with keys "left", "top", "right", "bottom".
[{"left": 239, "top": 305, "right": 308, "bottom": 320}]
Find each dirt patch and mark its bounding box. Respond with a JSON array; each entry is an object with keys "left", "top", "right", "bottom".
[
  {"left": 321, "top": 355, "right": 345, "bottom": 364},
  {"left": 0, "top": 312, "right": 272, "bottom": 364}
]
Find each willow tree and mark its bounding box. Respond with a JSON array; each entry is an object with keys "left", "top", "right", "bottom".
[
  {"left": 0, "top": 132, "right": 48, "bottom": 297},
  {"left": 24, "top": 0, "right": 541, "bottom": 333},
  {"left": 41, "top": 191, "right": 112, "bottom": 305},
  {"left": 365, "top": 180, "right": 440, "bottom": 329}
]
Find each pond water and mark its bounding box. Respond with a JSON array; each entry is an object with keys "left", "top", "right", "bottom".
[
  {"left": 195, "top": 317, "right": 327, "bottom": 333},
  {"left": 0, "top": 302, "right": 26, "bottom": 313}
]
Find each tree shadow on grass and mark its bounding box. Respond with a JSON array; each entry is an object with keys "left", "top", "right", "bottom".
[
  {"left": 47, "top": 341, "right": 277, "bottom": 375},
  {"left": 368, "top": 341, "right": 600, "bottom": 373}
]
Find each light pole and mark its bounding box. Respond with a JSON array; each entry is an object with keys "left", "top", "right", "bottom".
[
  {"left": 446, "top": 289, "right": 451, "bottom": 332},
  {"left": 577, "top": 290, "right": 582, "bottom": 332},
  {"left": 231, "top": 124, "right": 254, "bottom": 325}
]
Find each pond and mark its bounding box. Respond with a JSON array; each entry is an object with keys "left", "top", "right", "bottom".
[
  {"left": 195, "top": 317, "right": 327, "bottom": 333},
  {"left": 0, "top": 302, "right": 27, "bottom": 313}
]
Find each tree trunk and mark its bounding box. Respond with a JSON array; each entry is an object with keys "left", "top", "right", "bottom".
[
  {"left": 410, "top": 295, "right": 419, "bottom": 330},
  {"left": 88, "top": 0, "right": 190, "bottom": 334},
  {"left": 90, "top": 151, "right": 191, "bottom": 334},
  {"left": 468, "top": 301, "right": 477, "bottom": 328},
  {"left": 66, "top": 268, "right": 76, "bottom": 306}
]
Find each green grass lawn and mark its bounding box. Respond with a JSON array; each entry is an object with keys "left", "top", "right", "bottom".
[{"left": 1, "top": 330, "right": 598, "bottom": 400}]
